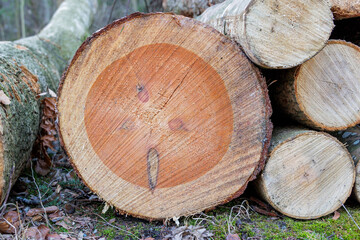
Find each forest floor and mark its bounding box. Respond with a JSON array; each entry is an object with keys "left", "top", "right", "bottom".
[{"left": 0, "top": 146, "right": 360, "bottom": 240}]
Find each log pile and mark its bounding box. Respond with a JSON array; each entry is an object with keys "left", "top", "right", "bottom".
[{"left": 54, "top": 0, "right": 360, "bottom": 220}]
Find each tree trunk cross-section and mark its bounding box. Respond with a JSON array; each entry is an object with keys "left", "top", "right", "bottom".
[
  {"left": 57, "top": 12, "right": 272, "bottom": 220},
  {"left": 197, "top": 0, "right": 334, "bottom": 69},
  {"left": 255, "top": 128, "right": 355, "bottom": 219},
  {"left": 273, "top": 40, "right": 360, "bottom": 131}
]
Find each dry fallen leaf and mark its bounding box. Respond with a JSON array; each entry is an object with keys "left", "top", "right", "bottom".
[
  {"left": 0, "top": 90, "right": 11, "bottom": 105},
  {"left": 226, "top": 234, "right": 241, "bottom": 240},
  {"left": 25, "top": 225, "right": 50, "bottom": 240},
  {"left": 165, "top": 225, "right": 213, "bottom": 240},
  {"left": 26, "top": 206, "right": 59, "bottom": 217},
  {"left": 35, "top": 158, "right": 51, "bottom": 176},
  {"left": 0, "top": 211, "right": 20, "bottom": 234},
  {"left": 55, "top": 217, "right": 72, "bottom": 230},
  {"left": 333, "top": 210, "right": 341, "bottom": 220},
  {"left": 46, "top": 233, "right": 62, "bottom": 240}
]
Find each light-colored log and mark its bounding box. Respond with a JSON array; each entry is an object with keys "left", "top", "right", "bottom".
[
  {"left": 197, "top": 0, "right": 334, "bottom": 69},
  {"left": 273, "top": 40, "right": 360, "bottom": 131},
  {"left": 255, "top": 127, "right": 355, "bottom": 219},
  {"left": 330, "top": 0, "right": 360, "bottom": 19},
  {"left": 163, "top": 0, "right": 223, "bottom": 17},
  {"left": 57, "top": 12, "right": 272, "bottom": 220},
  {"left": 0, "top": 0, "right": 97, "bottom": 203}
]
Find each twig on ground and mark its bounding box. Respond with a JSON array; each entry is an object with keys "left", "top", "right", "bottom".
[
  {"left": 339, "top": 200, "right": 360, "bottom": 230},
  {"left": 30, "top": 161, "right": 50, "bottom": 227},
  {"left": 92, "top": 212, "right": 140, "bottom": 239},
  {"left": 0, "top": 165, "right": 15, "bottom": 216}
]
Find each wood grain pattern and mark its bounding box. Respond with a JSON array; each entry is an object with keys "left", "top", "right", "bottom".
[
  {"left": 198, "top": 0, "right": 334, "bottom": 69},
  {"left": 273, "top": 40, "right": 360, "bottom": 131},
  {"left": 84, "top": 43, "right": 233, "bottom": 189},
  {"left": 255, "top": 127, "right": 355, "bottom": 219},
  {"left": 57, "top": 13, "right": 272, "bottom": 220}
]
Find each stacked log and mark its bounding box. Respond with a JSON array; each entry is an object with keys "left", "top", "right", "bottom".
[
  {"left": 254, "top": 128, "right": 355, "bottom": 219},
  {"left": 197, "top": 0, "right": 334, "bottom": 69},
  {"left": 273, "top": 40, "right": 360, "bottom": 131},
  {"left": 57, "top": 12, "right": 272, "bottom": 220},
  {"left": 54, "top": 0, "right": 360, "bottom": 220}
]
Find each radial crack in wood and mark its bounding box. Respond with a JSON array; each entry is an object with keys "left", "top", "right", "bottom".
[
  {"left": 255, "top": 127, "right": 355, "bottom": 219},
  {"left": 57, "top": 12, "right": 272, "bottom": 220}
]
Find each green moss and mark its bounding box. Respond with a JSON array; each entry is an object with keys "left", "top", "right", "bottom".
[
  {"left": 184, "top": 200, "right": 360, "bottom": 240},
  {"left": 100, "top": 227, "right": 117, "bottom": 239}
]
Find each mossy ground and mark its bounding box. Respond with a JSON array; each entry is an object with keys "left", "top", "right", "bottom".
[{"left": 8, "top": 167, "right": 360, "bottom": 239}]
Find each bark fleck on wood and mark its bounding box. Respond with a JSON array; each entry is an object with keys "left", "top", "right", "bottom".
[{"left": 330, "top": 0, "right": 360, "bottom": 19}]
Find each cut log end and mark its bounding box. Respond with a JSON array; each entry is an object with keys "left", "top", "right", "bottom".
[
  {"left": 256, "top": 129, "right": 355, "bottom": 219},
  {"left": 244, "top": 0, "right": 334, "bottom": 68},
  {"left": 58, "top": 13, "right": 272, "bottom": 220},
  {"left": 198, "top": 0, "right": 334, "bottom": 69},
  {"left": 295, "top": 40, "right": 360, "bottom": 130}
]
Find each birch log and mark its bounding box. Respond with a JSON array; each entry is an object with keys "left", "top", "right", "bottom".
[
  {"left": 197, "top": 0, "right": 334, "bottom": 69},
  {"left": 273, "top": 40, "right": 360, "bottom": 131},
  {"left": 330, "top": 0, "right": 360, "bottom": 19},
  {"left": 255, "top": 127, "right": 355, "bottom": 219},
  {"left": 57, "top": 12, "right": 272, "bottom": 220},
  {"left": 0, "top": 0, "right": 97, "bottom": 203}
]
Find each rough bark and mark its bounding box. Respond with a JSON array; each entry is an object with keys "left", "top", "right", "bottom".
[
  {"left": 57, "top": 12, "right": 272, "bottom": 220},
  {"left": 163, "top": 0, "right": 223, "bottom": 17},
  {"left": 0, "top": 0, "right": 97, "bottom": 203},
  {"left": 197, "top": 0, "right": 334, "bottom": 69},
  {"left": 330, "top": 0, "right": 360, "bottom": 19},
  {"left": 272, "top": 40, "right": 360, "bottom": 131},
  {"left": 254, "top": 127, "right": 355, "bottom": 219},
  {"left": 332, "top": 126, "right": 360, "bottom": 203}
]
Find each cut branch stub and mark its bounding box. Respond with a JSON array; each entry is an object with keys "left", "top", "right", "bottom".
[
  {"left": 255, "top": 127, "right": 355, "bottom": 219},
  {"left": 198, "top": 0, "right": 334, "bottom": 69},
  {"left": 57, "top": 13, "right": 272, "bottom": 220},
  {"left": 273, "top": 40, "right": 360, "bottom": 131}
]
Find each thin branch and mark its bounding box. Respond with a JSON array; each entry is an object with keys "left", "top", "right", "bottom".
[
  {"left": 144, "top": 0, "right": 149, "bottom": 13},
  {"left": 107, "top": 0, "right": 119, "bottom": 24},
  {"left": 0, "top": 165, "right": 15, "bottom": 216},
  {"left": 30, "top": 161, "right": 50, "bottom": 227},
  {"left": 339, "top": 200, "right": 360, "bottom": 230},
  {"left": 20, "top": 0, "right": 25, "bottom": 38}
]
